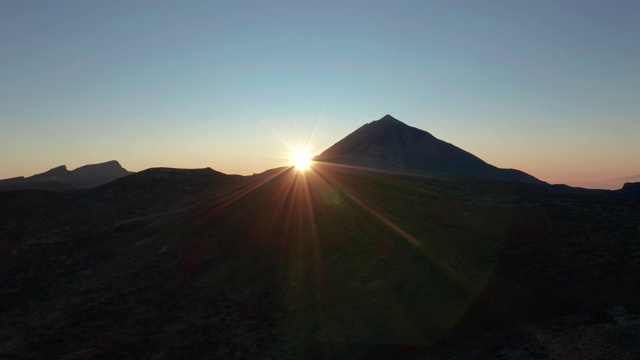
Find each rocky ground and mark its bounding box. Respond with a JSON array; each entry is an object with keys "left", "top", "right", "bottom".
[{"left": 1, "top": 166, "right": 639, "bottom": 359}]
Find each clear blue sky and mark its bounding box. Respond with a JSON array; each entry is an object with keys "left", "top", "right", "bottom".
[{"left": 1, "top": 1, "right": 638, "bottom": 187}]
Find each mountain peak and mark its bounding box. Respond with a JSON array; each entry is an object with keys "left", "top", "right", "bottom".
[
  {"left": 379, "top": 114, "right": 401, "bottom": 122},
  {"left": 73, "top": 160, "right": 125, "bottom": 172},
  {"left": 316, "top": 116, "right": 544, "bottom": 184},
  {"left": 371, "top": 114, "right": 407, "bottom": 127},
  {"left": 50, "top": 165, "right": 68, "bottom": 172}
]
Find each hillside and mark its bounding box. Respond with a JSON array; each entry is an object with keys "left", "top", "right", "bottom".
[{"left": 1, "top": 164, "right": 638, "bottom": 358}]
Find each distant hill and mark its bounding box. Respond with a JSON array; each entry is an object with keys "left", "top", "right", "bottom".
[
  {"left": 615, "top": 174, "right": 640, "bottom": 188},
  {"left": 315, "top": 115, "right": 545, "bottom": 184},
  {"left": 89, "top": 167, "right": 235, "bottom": 204},
  {"left": 93, "top": 167, "right": 227, "bottom": 192},
  {"left": 0, "top": 160, "right": 134, "bottom": 191},
  {"left": 572, "top": 173, "right": 640, "bottom": 190},
  {"left": 618, "top": 182, "right": 640, "bottom": 199}
]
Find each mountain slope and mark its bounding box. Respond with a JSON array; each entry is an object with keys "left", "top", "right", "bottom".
[
  {"left": 0, "top": 178, "right": 76, "bottom": 192},
  {"left": 66, "top": 160, "right": 134, "bottom": 188},
  {"left": 1, "top": 166, "right": 638, "bottom": 358},
  {"left": 88, "top": 167, "right": 240, "bottom": 211},
  {"left": 315, "top": 115, "right": 544, "bottom": 184},
  {"left": 0, "top": 160, "right": 134, "bottom": 191}
]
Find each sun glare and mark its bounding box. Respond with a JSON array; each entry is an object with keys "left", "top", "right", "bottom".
[{"left": 292, "top": 151, "right": 312, "bottom": 171}]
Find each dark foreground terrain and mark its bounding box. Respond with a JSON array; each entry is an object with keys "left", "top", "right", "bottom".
[{"left": 1, "top": 165, "right": 639, "bottom": 359}]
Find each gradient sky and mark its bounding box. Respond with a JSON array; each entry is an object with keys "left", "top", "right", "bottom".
[{"left": 1, "top": 1, "right": 639, "bottom": 188}]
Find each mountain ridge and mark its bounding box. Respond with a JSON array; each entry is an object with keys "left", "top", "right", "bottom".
[{"left": 0, "top": 160, "right": 134, "bottom": 191}]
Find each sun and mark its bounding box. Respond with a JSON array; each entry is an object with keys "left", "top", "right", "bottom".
[{"left": 292, "top": 150, "right": 313, "bottom": 171}]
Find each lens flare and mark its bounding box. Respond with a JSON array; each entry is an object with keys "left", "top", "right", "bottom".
[{"left": 292, "top": 151, "right": 312, "bottom": 171}]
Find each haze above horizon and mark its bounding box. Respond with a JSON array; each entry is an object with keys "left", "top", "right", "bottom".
[{"left": 1, "top": 1, "right": 639, "bottom": 189}]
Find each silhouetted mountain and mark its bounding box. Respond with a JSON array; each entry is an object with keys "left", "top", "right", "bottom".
[
  {"left": 618, "top": 182, "right": 640, "bottom": 198},
  {"left": 88, "top": 167, "right": 240, "bottom": 212},
  {"left": 93, "top": 167, "right": 227, "bottom": 194},
  {"left": 0, "top": 160, "right": 133, "bottom": 191},
  {"left": 581, "top": 173, "right": 640, "bottom": 190},
  {"left": 315, "top": 115, "right": 544, "bottom": 184},
  {"left": 544, "top": 181, "right": 640, "bottom": 202},
  {"left": 28, "top": 165, "right": 70, "bottom": 182},
  {"left": 67, "top": 160, "right": 134, "bottom": 188}
]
